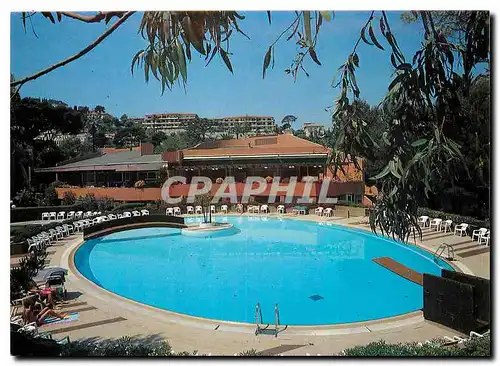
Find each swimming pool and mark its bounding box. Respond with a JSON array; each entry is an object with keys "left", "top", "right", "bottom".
[{"left": 74, "top": 216, "right": 453, "bottom": 326}]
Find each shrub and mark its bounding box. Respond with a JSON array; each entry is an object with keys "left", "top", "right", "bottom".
[
  {"left": 339, "top": 336, "right": 490, "bottom": 356},
  {"left": 335, "top": 200, "right": 368, "bottom": 208},
  {"left": 111, "top": 202, "right": 146, "bottom": 212},
  {"left": 14, "top": 188, "right": 39, "bottom": 207},
  {"left": 96, "top": 196, "right": 115, "bottom": 212},
  {"left": 61, "top": 191, "right": 77, "bottom": 205},
  {"left": 417, "top": 207, "right": 489, "bottom": 232},
  {"left": 42, "top": 181, "right": 65, "bottom": 206},
  {"left": 77, "top": 193, "right": 96, "bottom": 211},
  {"left": 11, "top": 246, "right": 48, "bottom": 299}
]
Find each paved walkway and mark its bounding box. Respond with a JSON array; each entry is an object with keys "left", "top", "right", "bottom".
[{"left": 12, "top": 213, "right": 490, "bottom": 356}]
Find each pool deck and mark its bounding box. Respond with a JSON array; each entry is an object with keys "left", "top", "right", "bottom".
[{"left": 12, "top": 212, "right": 490, "bottom": 356}]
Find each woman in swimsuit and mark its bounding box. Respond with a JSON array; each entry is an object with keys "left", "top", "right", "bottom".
[{"left": 22, "top": 299, "right": 66, "bottom": 327}]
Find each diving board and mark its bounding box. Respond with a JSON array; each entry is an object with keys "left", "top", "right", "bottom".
[{"left": 373, "top": 257, "right": 423, "bottom": 286}]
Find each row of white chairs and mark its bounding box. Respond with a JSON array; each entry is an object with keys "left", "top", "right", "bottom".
[
  {"left": 418, "top": 216, "right": 490, "bottom": 245},
  {"left": 314, "top": 207, "right": 334, "bottom": 217},
  {"left": 28, "top": 209, "right": 151, "bottom": 252},
  {"left": 169, "top": 204, "right": 286, "bottom": 216},
  {"left": 418, "top": 329, "right": 490, "bottom": 347},
  {"left": 41, "top": 210, "right": 102, "bottom": 221}
]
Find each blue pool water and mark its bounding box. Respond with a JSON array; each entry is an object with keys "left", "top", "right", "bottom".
[{"left": 75, "top": 216, "right": 453, "bottom": 325}]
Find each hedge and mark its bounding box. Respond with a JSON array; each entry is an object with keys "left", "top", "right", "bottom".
[
  {"left": 111, "top": 202, "right": 147, "bottom": 212},
  {"left": 10, "top": 204, "right": 83, "bottom": 223},
  {"left": 339, "top": 336, "right": 490, "bottom": 357},
  {"left": 417, "top": 207, "right": 490, "bottom": 232}
]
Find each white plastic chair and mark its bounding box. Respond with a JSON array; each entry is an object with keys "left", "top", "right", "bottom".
[
  {"left": 418, "top": 216, "right": 429, "bottom": 227},
  {"left": 472, "top": 228, "right": 488, "bottom": 242},
  {"left": 429, "top": 218, "right": 442, "bottom": 231},
  {"left": 108, "top": 214, "right": 117, "bottom": 220},
  {"left": 479, "top": 231, "right": 490, "bottom": 246},
  {"left": 195, "top": 206, "right": 203, "bottom": 214},
  {"left": 210, "top": 205, "right": 216, "bottom": 214},
  {"left": 67, "top": 211, "right": 75, "bottom": 220},
  {"left": 315, "top": 207, "right": 324, "bottom": 216},
  {"left": 454, "top": 223, "right": 469, "bottom": 237},
  {"left": 141, "top": 209, "right": 150, "bottom": 216},
  {"left": 186, "top": 206, "right": 194, "bottom": 214},
  {"left": 277, "top": 205, "right": 285, "bottom": 214},
  {"left": 173, "top": 207, "right": 181, "bottom": 216},
  {"left": 63, "top": 223, "right": 74, "bottom": 235},
  {"left": 132, "top": 211, "right": 141, "bottom": 217},
  {"left": 166, "top": 207, "right": 174, "bottom": 216},
  {"left": 75, "top": 211, "right": 83, "bottom": 219},
  {"left": 49, "top": 212, "right": 57, "bottom": 220},
  {"left": 441, "top": 220, "right": 452, "bottom": 233},
  {"left": 41, "top": 212, "right": 50, "bottom": 221},
  {"left": 260, "top": 205, "right": 269, "bottom": 214},
  {"left": 323, "top": 208, "right": 333, "bottom": 217},
  {"left": 123, "top": 211, "right": 132, "bottom": 218},
  {"left": 221, "top": 205, "right": 228, "bottom": 214},
  {"left": 117, "top": 213, "right": 124, "bottom": 219},
  {"left": 236, "top": 204, "right": 244, "bottom": 213},
  {"left": 57, "top": 212, "right": 65, "bottom": 220}
]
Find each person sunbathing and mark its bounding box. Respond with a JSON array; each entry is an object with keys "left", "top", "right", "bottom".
[{"left": 22, "top": 299, "right": 67, "bottom": 327}]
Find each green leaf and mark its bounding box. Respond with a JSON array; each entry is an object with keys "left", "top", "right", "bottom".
[
  {"left": 177, "top": 42, "right": 187, "bottom": 83},
  {"left": 320, "top": 11, "right": 331, "bottom": 22},
  {"left": 303, "top": 11, "right": 312, "bottom": 45},
  {"left": 368, "top": 24, "right": 384, "bottom": 50},
  {"left": 360, "top": 25, "right": 373, "bottom": 45},
  {"left": 309, "top": 48, "right": 322, "bottom": 66},
  {"left": 388, "top": 73, "right": 404, "bottom": 91},
  {"left": 220, "top": 48, "right": 233, "bottom": 74},
  {"left": 371, "top": 162, "right": 391, "bottom": 180},
  {"left": 262, "top": 46, "right": 272, "bottom": 79},
  {"left": 352, "top": 53, "right": 359, "bottom": 67},
  {"left": 411, "top": 138, "right": 428, "bottom": 147}
]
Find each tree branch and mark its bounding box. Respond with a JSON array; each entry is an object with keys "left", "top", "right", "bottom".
[
  {"left": 60, "top": 11, "right": 127, "bottom": 23},
  {"left": 11, "top": 11, "right": 136, "bottom": 87}
]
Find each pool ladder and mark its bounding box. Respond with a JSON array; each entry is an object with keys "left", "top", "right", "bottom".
[
  {"left": 434, "top": 243, "right": 455, "bottom": 262},
  {"left": 255, "top": 302, "right": 280, "bottom": 337}
]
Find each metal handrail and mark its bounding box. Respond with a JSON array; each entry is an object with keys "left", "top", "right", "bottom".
[
  {"left": 255, "top": 302, "right": 262, "bottom": 335},
  {"left": 274, "top": 303, "right": 280, "bottom": 337},
  {"left": 434, "top": 243, "right": 455, "bottom": 261}
]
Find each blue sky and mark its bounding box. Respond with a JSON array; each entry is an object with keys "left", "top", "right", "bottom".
[{"left": 10, "top": 11, "right": 425, "bottom": 127}]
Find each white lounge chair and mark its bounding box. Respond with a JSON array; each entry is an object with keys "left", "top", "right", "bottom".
[
  {"left": 41, "top": 212, "right": 50, "bottom": 221},
  {"left": 277, "top": 205, "right": 285, "bottom": 214},
  {"left": 132, "top": 211, "right": 141, "bottom": 217},
  {"left": 260, "top": 205, "right": 269, "bottom": 214},
  {"left": 195, "top": 206, "right": 203, "bottom": 215},
  {"left": 123, "top": 211, "right": 132, "bottom": 218},
  {"left": 166, "top": 207, "right": 174, "bottom": 216},
  {"left": 221, "top": 204, "right": 228, "bottom": 214},
  {"left": 186, "top": 206, "right": 194, "bottom": 214},
  {"left": 323, "top": 208, "right": 333, "bottom": 217},
  {"left": 441, "top": 219, "right": 452, "bottom": 233},
  {"left": 49, "top": 212, "right": 57, "bottom": 220},
  {"left": 57, "top": 212, "right": 65, "bottom": 220},
  {"left": 454, "top": 223, "right": 469, "bottom": 237},
  {"left": 173, "top": 207, "right": 181, "bottom": 216},
  {"left": 63, "top": 223, "right": 74, "bottom": 235},
  {"left": 210, "top": 205, "right": 216, "bottom": 214},
  {"left": 472, "top": 228, "right": 488, "bottom": 242},
  {"left": 315, "top": 207, "right": 324, "bottom": 216},
  {"left": 479, "top": 231, "right": 490, "bottom": 246},
  {"left": 141, "top": 209, "right": 150, "bottom": 216},
  {"left": 429, "top": 218, "right": 442, "bottom": 231},
  {"left": 418, "top": 216, "right": 429, "bottom": 228}
]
